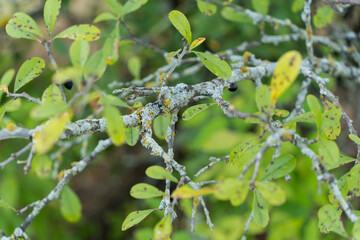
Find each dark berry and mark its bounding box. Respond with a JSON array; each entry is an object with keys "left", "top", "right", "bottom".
[
  {"left": 228, "top": 83, "right": 238, "bottom": 92},
  {"left": 64, "top": 80, "right": 73, "bottom": 90}
]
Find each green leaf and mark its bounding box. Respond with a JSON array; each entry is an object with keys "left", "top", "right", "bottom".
[
  {"left": 261, "top": 154, "right": 296, "bottom": 181},
  {"left": 168, "top": 10, "right": 192, "bottom": 44},
  {"left": 256, "top": 85, "right": 273, "bottom": 114},
  {"left": 70, "top": 39, "right": 90, "bottom": 68},
  {"left": 213, "top": 178, "right": 249, "bottom": 206},
  {"left": 253, "top": 191, "right": 269, "bottom": 228},
  {"left": 14, "top": 57, "right": 45, "bottom": 92},
  {"left": 94, "top": 12, "right": 118, "bottom": 23},
  {"left": 318, "top": 204, "right": 348, "bottom": 237},
  {"left": 52, "top": 66, "right": 82, "bottom": 85},
  {"left": 251, "top": 0, "right": 269, "bottom": 15},
  {"left": 182, "top": 103, "right": 215, "bottom": 121},
  {"left": 256, "top": 181, "right": 286, "bottom": 206},
  {"left": 313, "top": 6, "right": 334, "bottom": 28},
  {"left": 99, "top": 95, "right": 131, "bottom": 109},
  {"left": 349, "top": 134, "right": 360, "bottom": 145},
  {"left": 44, "top": 0, "right": 61, "bottom": 34},
  {"left": 292, "top": 0, "right": 305, "bottom": 12},
  {"left": 189, "top": 37, "right": 206, "bottom": 51},
  {"left": 145, "top": 165, "right": 178, "bottom": 183},
  {"left": 193, "top": 51, "right": 232, "bottom": 79},
  {"left": 229, "top": 141, "right": 266, "bottom": 170},
  {"left": 153, "top": 114, "right": 171, "bottom": 140},
  {"left": 0, "top": 102, "right": 10, "bottom": 123},
  {"left": 197, "top": 0, "right": 217, "bottom": 16},
  {"left": 55, "top": 24, "right": 101, "bottom": 41},
  {"left": 128, "top": 56, "right": 141, "bottom": 80},
  {"left": 104, "top": 0, "right": 122, "bottom": 15},
  {"left": 274, "top": 109, "right": 289, "bottom": 118},
  {"left": 30, "top": 102, "right": 68, "bottom": 120},
  {"left": 60, "top": 186, "right": 82, "bottom": 223},
  {"left": 84, "top": 50, "right": 107, "bottom": 80},
  {"left": 103, "top": 24, "right": 120, "bottom": 65},
  {"left": 42, "top": 84, "right": 64, "bottom": 104},
  {"left": 171, "top": 185, "right": 215, "bottom": 199},
  {"left": 0, "top": 197, "right": 16, "bottom": 212},
  {"left": 307, "top": 95, "right": 322, "bottom": 131},
  {"left": 125, "top": 126, "right": 140, "bottom": 146},
  {"left": 5, "top": 12, "right": 42, "bottom": 40},
  {"left": 347, "top": 164, "right": 360, "bottom": 197},
  {"left": 0, "top": 69, "right": 15, "bottom": 101},
  {"left": 286, "top": 112, "right": 315, "bottom": 124},
  {"left": 329, "top": 174, "right": 348, "bottom": 206},
  {"left": 321, "top": 100, "right": 341, "bottom": 139},
  {"left": 220, "top": 7, "right": 252, "bottom": 23},
  {"left": 103, "top": 103, "right": 125, "bottom": 146},
  {"left": 130, "top": 183, "right": 164, "bottom": 199},
  {"left": 154, "top": 215, "right": 172, "bottom": 240},
  {"left": 270, "top": 51, "right": 302, "bottom": 105},
  {"left": 353, "top": 220, "right": 360, "bottom": 240},
  {"left": 120, "top": 0, "right": 148, "bottom": 18},
  {"left": 32, "top": 153, "right": 52, "bottom": 178},
  {"left": 122, "top": 209, "right": 155, "bottom": 231},
  {"left": 318, "top": 140, "right": 339, "bottom": 168},
  {"left": 6, "top": 98, "right": 21, "bottom": 112}
]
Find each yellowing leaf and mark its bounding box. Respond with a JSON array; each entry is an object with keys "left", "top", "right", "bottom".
[
  {"left": 270, "top": 51, "right": 302, "bottom": 105},
  {"left": 5, "top": 12, "right": 42, "bottom": 40},
  {"left": 190, "top": 37, "right": 206, "bottom": 51},
  {"left": 34, "top": 112, "right": 71, "bottom": 155},
  {"left": 193, "top": 51, "right": 232, "bottom": 79},
  {"left": 171, "top": 185, "right": 215, "bottom": 199},
  {"left": 0, "top": 69, "right": 15, "bottom": 101},
  {"left": 255, "top": 181, "right": 286, "bottom": 206},
  {"left": 318, "top": 204, "right": 348, "bottom": 237},
  {"left": 197, "top": 1, "right": 217, "bottom": 16},
  {"left": 104, "top": 104, "right": 125, "bottom": 146},
  {"left": 153, "top": 215, "right": 172, "bottom": 240},
  {"left": 55, "top": 24, "right": 101, "bottom": 41},
  {"left": 168, "top": 10, "right": 192, "bottom": 44}
]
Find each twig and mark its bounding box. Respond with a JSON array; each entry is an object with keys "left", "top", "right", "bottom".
[
  {"left": 0, "top": 143, "right": 32, "bottom": 169},
  {"left": 6, "top": 92, "right": 42, "bottom": 104}
]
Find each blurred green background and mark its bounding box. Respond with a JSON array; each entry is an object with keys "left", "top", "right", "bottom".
[{"left": 0, "top": 0, "right": 359, "bottom": 239}]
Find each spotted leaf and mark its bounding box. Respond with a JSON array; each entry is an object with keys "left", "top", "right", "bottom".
[
  {"left": 5, "top": 12, "right": 42, "bottom": 40},
  {"left": 14, "top": 57, "right": 45, "bottom": 93},
  {"left": 122, "top": 209, "right": 155, "bottom": 231},
  {"left": 270, "top": 51, "right": 302, "bottom": 105},
  {"left": 318, "top": 204, "right": 348, "bottom": 237},
  {"left": 130, "top": 183, "right": 164, "bottom": 199},
  {"left": 54, "top": 24, "right": 101, "bottom": 41}
]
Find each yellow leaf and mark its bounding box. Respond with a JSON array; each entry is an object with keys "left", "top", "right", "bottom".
[
  {"left": 270, "top": 51, "right": 302, "bottom": 105},
  {"left": 0, "top": 84, "right": 8, "bottom": 94},
  {"left": 171, "top": 185, "right": 215, "bottom": 199},
  {"left": 35, "top": 112, "right": 71, "bottom": 155}
]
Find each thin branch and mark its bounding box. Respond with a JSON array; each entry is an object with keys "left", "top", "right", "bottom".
[{"left": 0, "top": 143, "right": 32, "bottom": 169}]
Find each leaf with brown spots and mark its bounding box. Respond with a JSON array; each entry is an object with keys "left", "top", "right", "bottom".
[
  {"left": 55, "top": 24, "right": 101, "bottom": 41},
  {"left": 229, "top": 141, "right": 265, "bottom": 169},
  {"left": 261, "top": 154, "right": 296, "bottom": 181},
  {"left": 318, "top": 204, "right": 348, "bottom": 237},
  {"left": 190, "top": 37, "right": 206, "bottom": 51},
  {"left": 256, "top": 84, "right": 274, "bottom": 115},
  {"left": 270, "top": 51, "right": 302, "bottom": 105},
  {"left": 182, "top": 103, "right": 215, "bottom": 121},
  {"left": 153, "top": 215, "right": 172, "bottom": 240},
  {"left": 5, "top": 12, "right": 42, "bottom": 40},
  {"left": 14, "top": 57, "right": 45, "bottom": 93},
  {"left": 321, "top": 100, "right": 341, "bottom": 140},
  {"left": 253, "top": 191, "right": 269, "bottom": 228},
  {"left": 256, "top": 181, "right": 286, "bottom": 206},
  {"left": 213, "top": 178, "right": 249, "bottom": 206},
  {"left": 130, "top": 183, "right": 164, "bottom": 199},
  {"left": 122, "top": 209, "right": 156, "bottom": 231},
  {"left": 197, "top": 0, "right": 217, "bottom": 16},
  {"left": 318, "top": 139, "right": 339, "bottom": 168}
]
